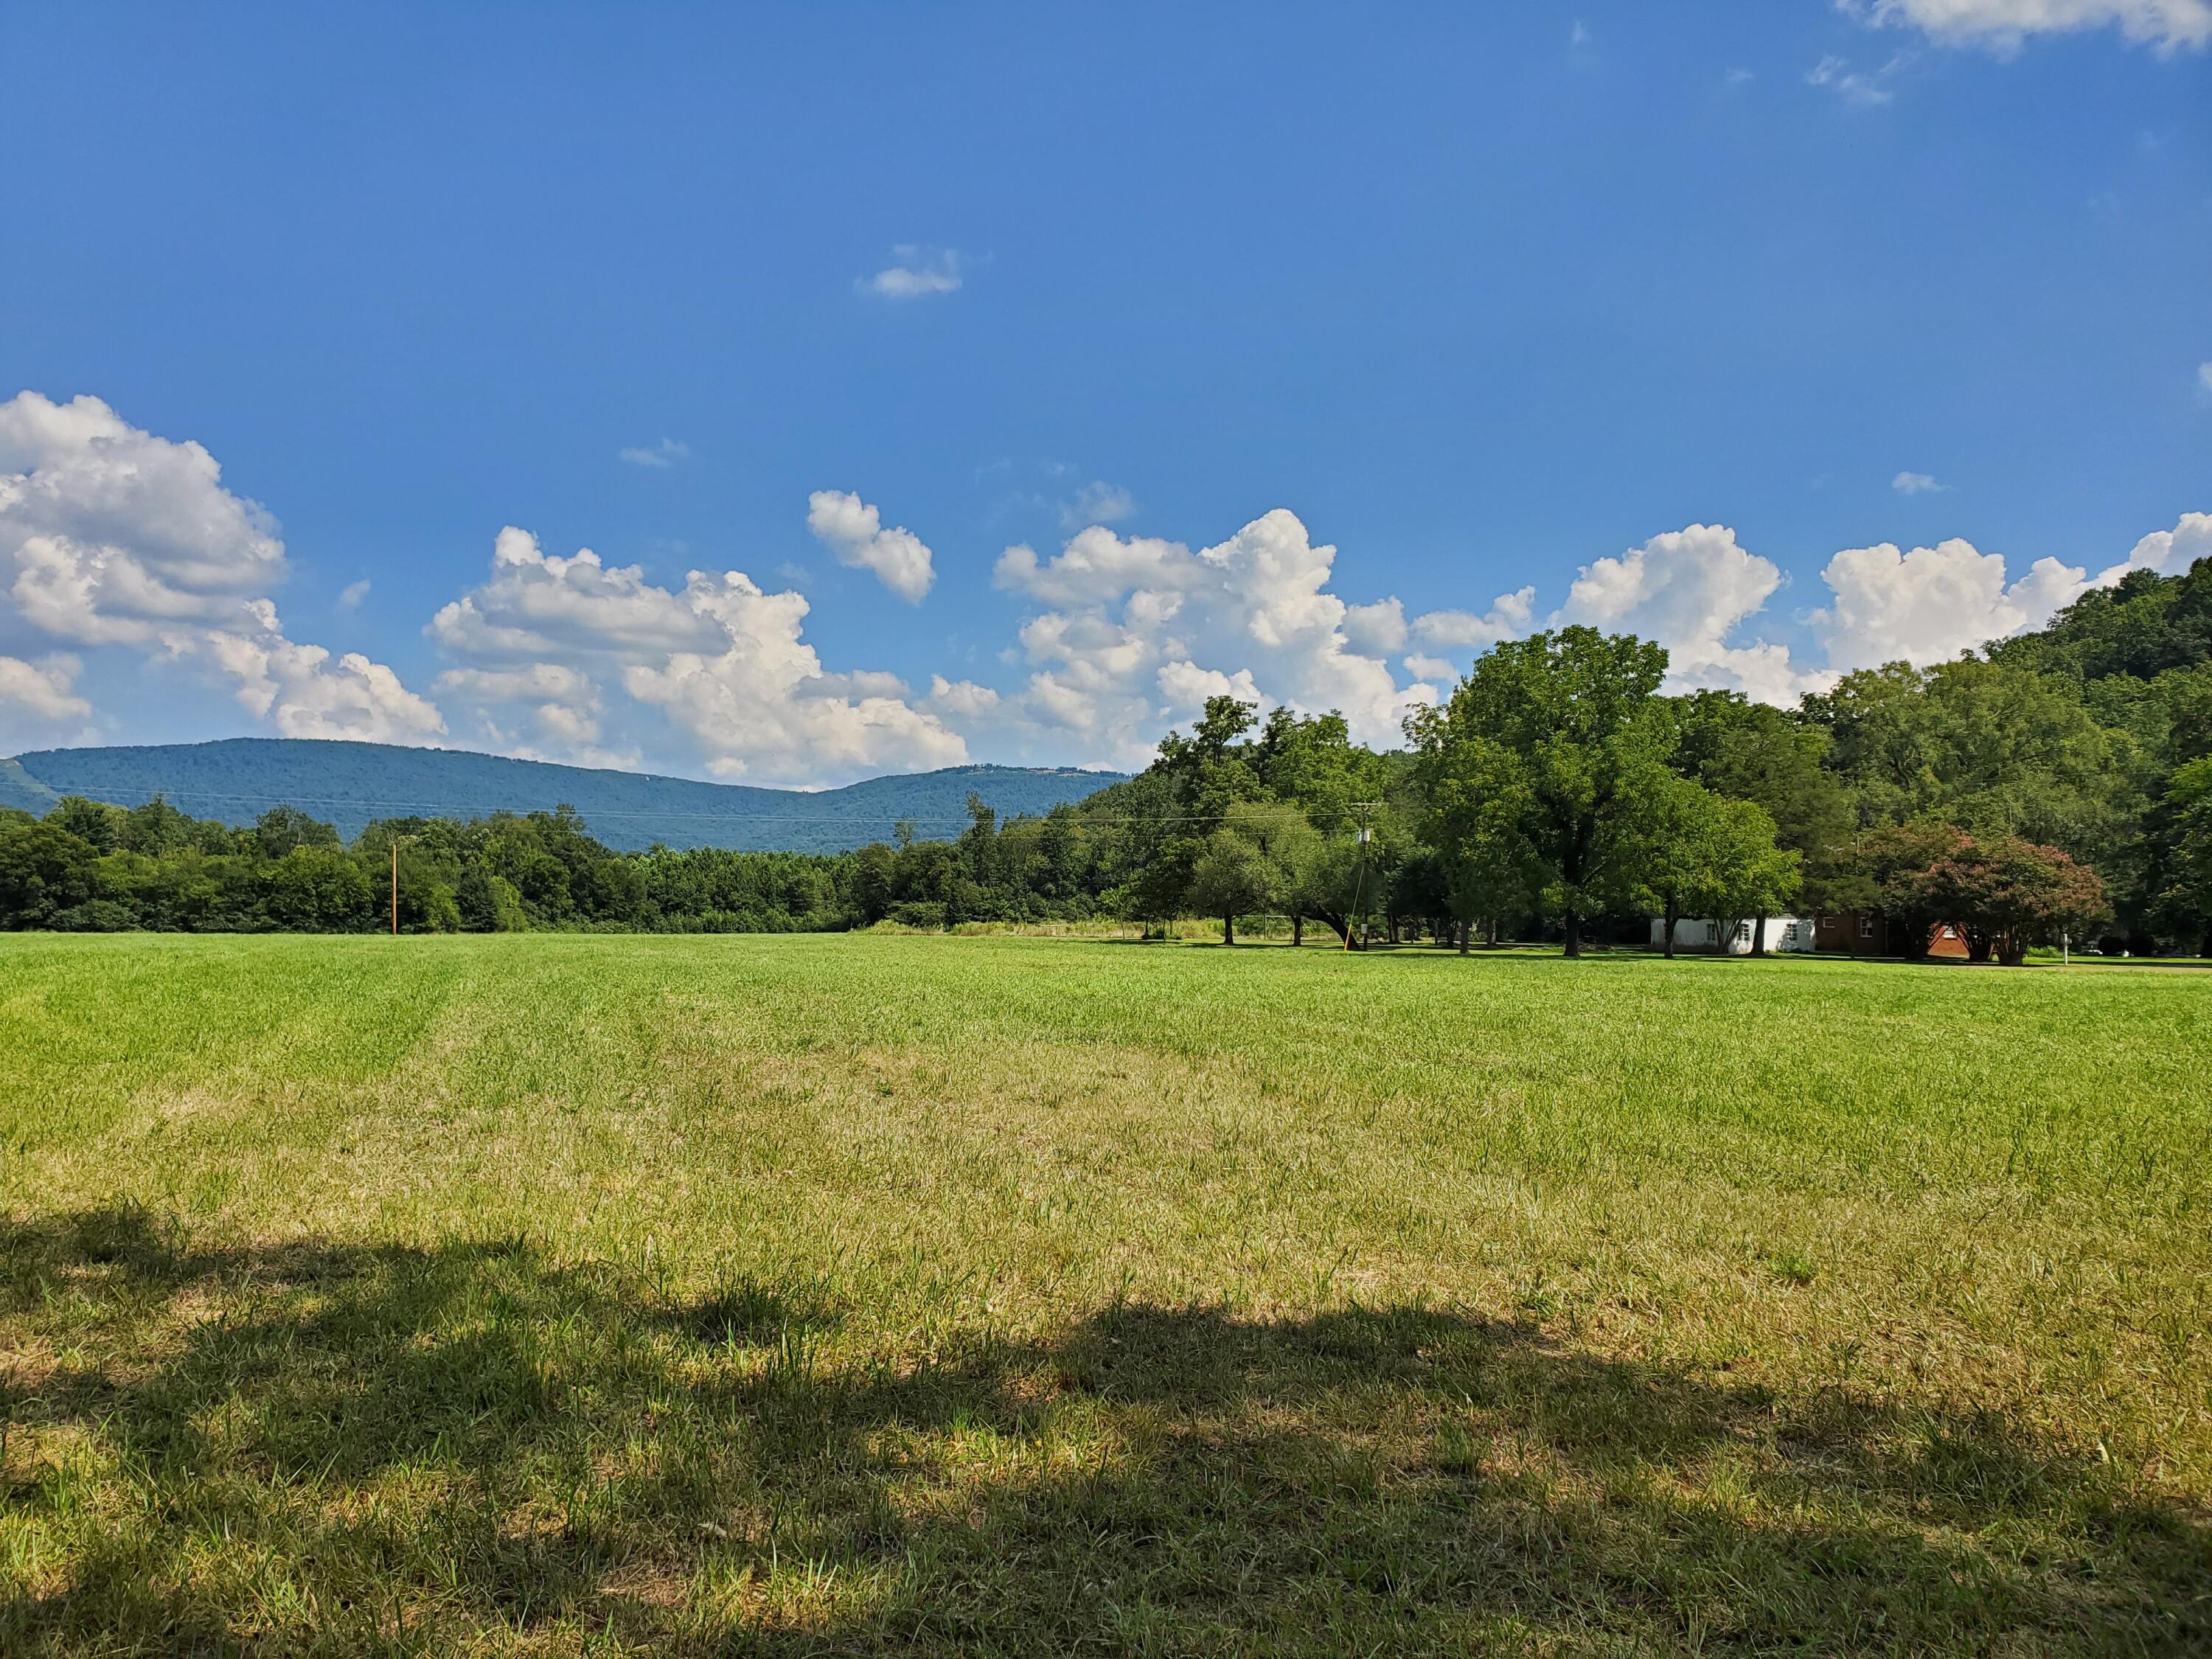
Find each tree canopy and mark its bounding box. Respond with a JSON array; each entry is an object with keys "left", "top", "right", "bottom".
[{"left": 9, "top": 551, "right": 2210, "bottom": 959}]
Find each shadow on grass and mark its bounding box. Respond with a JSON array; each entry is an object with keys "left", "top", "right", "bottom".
[{"left": 3, "top": 1207, "right": 2205, "bottom": 1655}]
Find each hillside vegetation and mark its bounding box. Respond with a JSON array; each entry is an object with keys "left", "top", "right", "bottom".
[
  {"left": 1, "top": 740, "right": 1122, "bottom": 852},
  {"left": 1, "top": 933, "right": 2205, "bottom": 1654}
]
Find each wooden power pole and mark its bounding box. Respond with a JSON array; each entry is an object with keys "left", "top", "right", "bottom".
[
  {"left": 388, "top": 833, "right": 416, "bottom": 936},
  {"left": 1345, "top": 802, "right": 1377, "bottom": 950}
]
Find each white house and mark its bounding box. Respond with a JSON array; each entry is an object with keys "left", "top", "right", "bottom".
[{"left": 1649, "top": 915, "right": 1818, "bottom": 955}]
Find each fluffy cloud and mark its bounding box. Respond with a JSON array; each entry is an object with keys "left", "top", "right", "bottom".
[
  {"left": 429, "top": 528, "right": 720, "bottom": 661},
  {"left": 0, "top": 392, "right": 285, "bottom": 647},
  {"left": 209, "top": 602, "right": 445, "bottom": 741},
  {"left": 0, "top": 391, "right": 440, "bottom": 741},
  {"left": 1809, "top": 538, "right": 2090, "bottom": 671},
  {"left": 1410, "top": 588, "right": 1537, "bottom": 650},
  {"left": 858, "top": 246, "right": 964, "bottom": 299},
  {"left": 804, "top": 490, "right": 936, "bottom": 602},
  {"left": 1840, "top": 0, "right": 2212, "bottom": 51},
  {"left": 431, "top": 526, "right": 964, "bottom": 782},
  {"left": 983, "top": 509, "right": 1445, "bottom": 765},
  {"left": 0, "top": 653, "right": 90, "bottom": 722},
  {"left": 1340, "top": 598, "right": 1408, "bottom": 657},
  {"left": 1540, "top": 512, "right": 2206, "bottom": 701},
  {"left": 2093, "top": 509, "right": 2212, "bottom": 583},
  {"left": 927, "top": 675, "right": 1003, "bottom": 720},
  {"left": 1892, "top": 470, "right": 1946, "bottom": 494},
  {"left": 1556, "top": 524, "right": 1815, "bottom": 700}
]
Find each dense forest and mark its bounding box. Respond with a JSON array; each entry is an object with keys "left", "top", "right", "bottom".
[{"left": 4, "top": 557, "right": 2208, "bottom": 959}]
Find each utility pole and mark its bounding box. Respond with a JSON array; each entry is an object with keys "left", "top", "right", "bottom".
[
  {"left": 389, "top": 834, "right": 414, "bottom": 936},
  {"left": 1345, "top": 801, "right": 1378, "bottom": 951}
]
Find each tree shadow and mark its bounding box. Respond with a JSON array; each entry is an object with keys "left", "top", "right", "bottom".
[{"left": 3, "top": 1208, "right": 2204, "bottom": 1655}]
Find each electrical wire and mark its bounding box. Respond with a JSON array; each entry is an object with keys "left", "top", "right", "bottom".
[{"left": 49, "top": 788, "right": 1377, "bottom": 830}]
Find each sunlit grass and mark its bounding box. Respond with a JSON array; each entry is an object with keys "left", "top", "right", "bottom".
[{"left": 2, "top": 933, "right": 2207, "bottom": 1653}]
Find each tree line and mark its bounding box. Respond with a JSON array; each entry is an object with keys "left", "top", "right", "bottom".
[{"left": 4, "top": 554, "right": 2208, "bottom": 959}]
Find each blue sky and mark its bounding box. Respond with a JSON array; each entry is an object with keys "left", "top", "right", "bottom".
[{"left": 2, "top": 1, "right": 2208, "bottom": 782}]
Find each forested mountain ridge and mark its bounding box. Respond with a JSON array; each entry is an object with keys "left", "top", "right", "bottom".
[
  {"left": 3, "top": 554, "right": 2207, "bottom": 953},
  {"left": 0, "top": 739, "right": 1126, "bottom": 852}
]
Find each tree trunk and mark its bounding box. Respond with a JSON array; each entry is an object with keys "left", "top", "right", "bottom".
[
  {"left": 1564, "top": 908, "right": 1582, "bottom": 958},
  {"left": 1486, "top": 915, "right": 1500, "bottom": 947},
  {"left": 1458, "top": 919, "right": 1470, "bottom": 955},
  {"left": 1663, "top": 897, "right": 1677, "bottom": 959},
  {"left": 1292, "top": 914, "right": 1303, "bottom": 947},
  {"left": 1751, "top": 913, "right": 1767, "bottom": 958},
  {"left": 1222, "top": 912, "right": 1234, "bottom": 947}
]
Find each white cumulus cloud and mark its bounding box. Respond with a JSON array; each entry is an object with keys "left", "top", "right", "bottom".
[
  {"left": 1557, "top": 524, "right": 1815, "bottom": 701},
  {"left": 209, "top": 602, "right": 445, "bottom": 741},
  {"left": 1809, "top": 538, "right": 2091, "bottom": 671},
  {"left": 805, "top": 490, "right": 936, "bottom": 602},
  {"left": 1892, "top": 470, "right": 1947, "bottom": 494},
  {"left": 2091, "top": 509, "right": 2212, "bottom": 584},
  {"left": 431, "top": 525, "right": 964, "bottom": 782},
  {"left": 0, "top": 391, "right": 441, "bottom": 742},
  {"left": 1409, "top": 588, "right": 1537, "bottom": 650},
  {"left": 981, "top": 509, "right": 1439, "bottom": 765},
  {"left": 0, "top": 653, "right": 90, "bottom": 724}
]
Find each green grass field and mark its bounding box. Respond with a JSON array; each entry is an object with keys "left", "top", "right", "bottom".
[{"left": 2, "top": 934, "right": 2208, "bottom": 1655}]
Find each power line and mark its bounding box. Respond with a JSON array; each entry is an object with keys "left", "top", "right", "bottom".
[{"left": 60, "top": 788, "right": 1377, "bottom": 831}]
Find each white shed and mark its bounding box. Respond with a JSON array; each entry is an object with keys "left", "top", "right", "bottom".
[{"left": 1649, "top": 915, "right": 1818, "bottom": 955}]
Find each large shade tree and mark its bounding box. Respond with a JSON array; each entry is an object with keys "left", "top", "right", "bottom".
[
  {"left": 1634, "top": 776, "right": 1798, "bottom": 958},
  {"left": 1412, "top": 627, "right": 1673, "bottom": 956}
]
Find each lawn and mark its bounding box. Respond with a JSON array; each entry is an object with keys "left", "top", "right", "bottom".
[{"left": 1, "top": 933, "right": 2207, "bottom": 1655}]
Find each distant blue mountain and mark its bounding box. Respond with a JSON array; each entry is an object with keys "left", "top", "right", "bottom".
[{"left": 2, "top": 739, "right": 1128, "bottom": 852}]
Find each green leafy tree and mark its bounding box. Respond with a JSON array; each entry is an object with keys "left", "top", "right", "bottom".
[
  {"left": 455, "top": 865, "right": 529, "bottom": 931},
  {"left": 0, "top": 821, "right": 101, "bottom": 928},
  {"left": 1635, "top": 775, "right": 1727, "bottom": 959},
  {"left": 1412, "top": 627, "right": 1673, "bottom": 956},
  {"left": 48, "top": 796, "right": 121, "bottom": 852},
  {"left": 1703, "top": 796, "right": 1801, "bottom": 955},
  {"left": 254, "top": 805, "right": 341, "bottom": 860},
  {"left": 1989, "top": 557, "right": 2212, "bottom": 684},
  {"left": 118, "top": 795, "right": 195, "bottom": 857},
  {"left": 1116, "top": 697, "right": 1263, "bottom": 933},
  {"left": 260, "top": 846, "right": 376, "bottom": 931},
  {"left": 1673, "top": 690, "right": 1852, "bottom": 907},
  {"left": 1633, "top": 778, "right": 1798, "bottom": 956},
  {"left": 1808, "top": 659, "right": 2139, "bottom": 861},
  {"left": 2150, "top": 755, "right": 2212, "bottom": 956},
  {"left": 1183, "top": 802, "right": 1315, "bottom": 945}
]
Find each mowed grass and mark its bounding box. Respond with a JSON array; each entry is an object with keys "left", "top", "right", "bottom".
[{"left": 1, "top": 934, "right": 2207, "bottom": 1656}]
